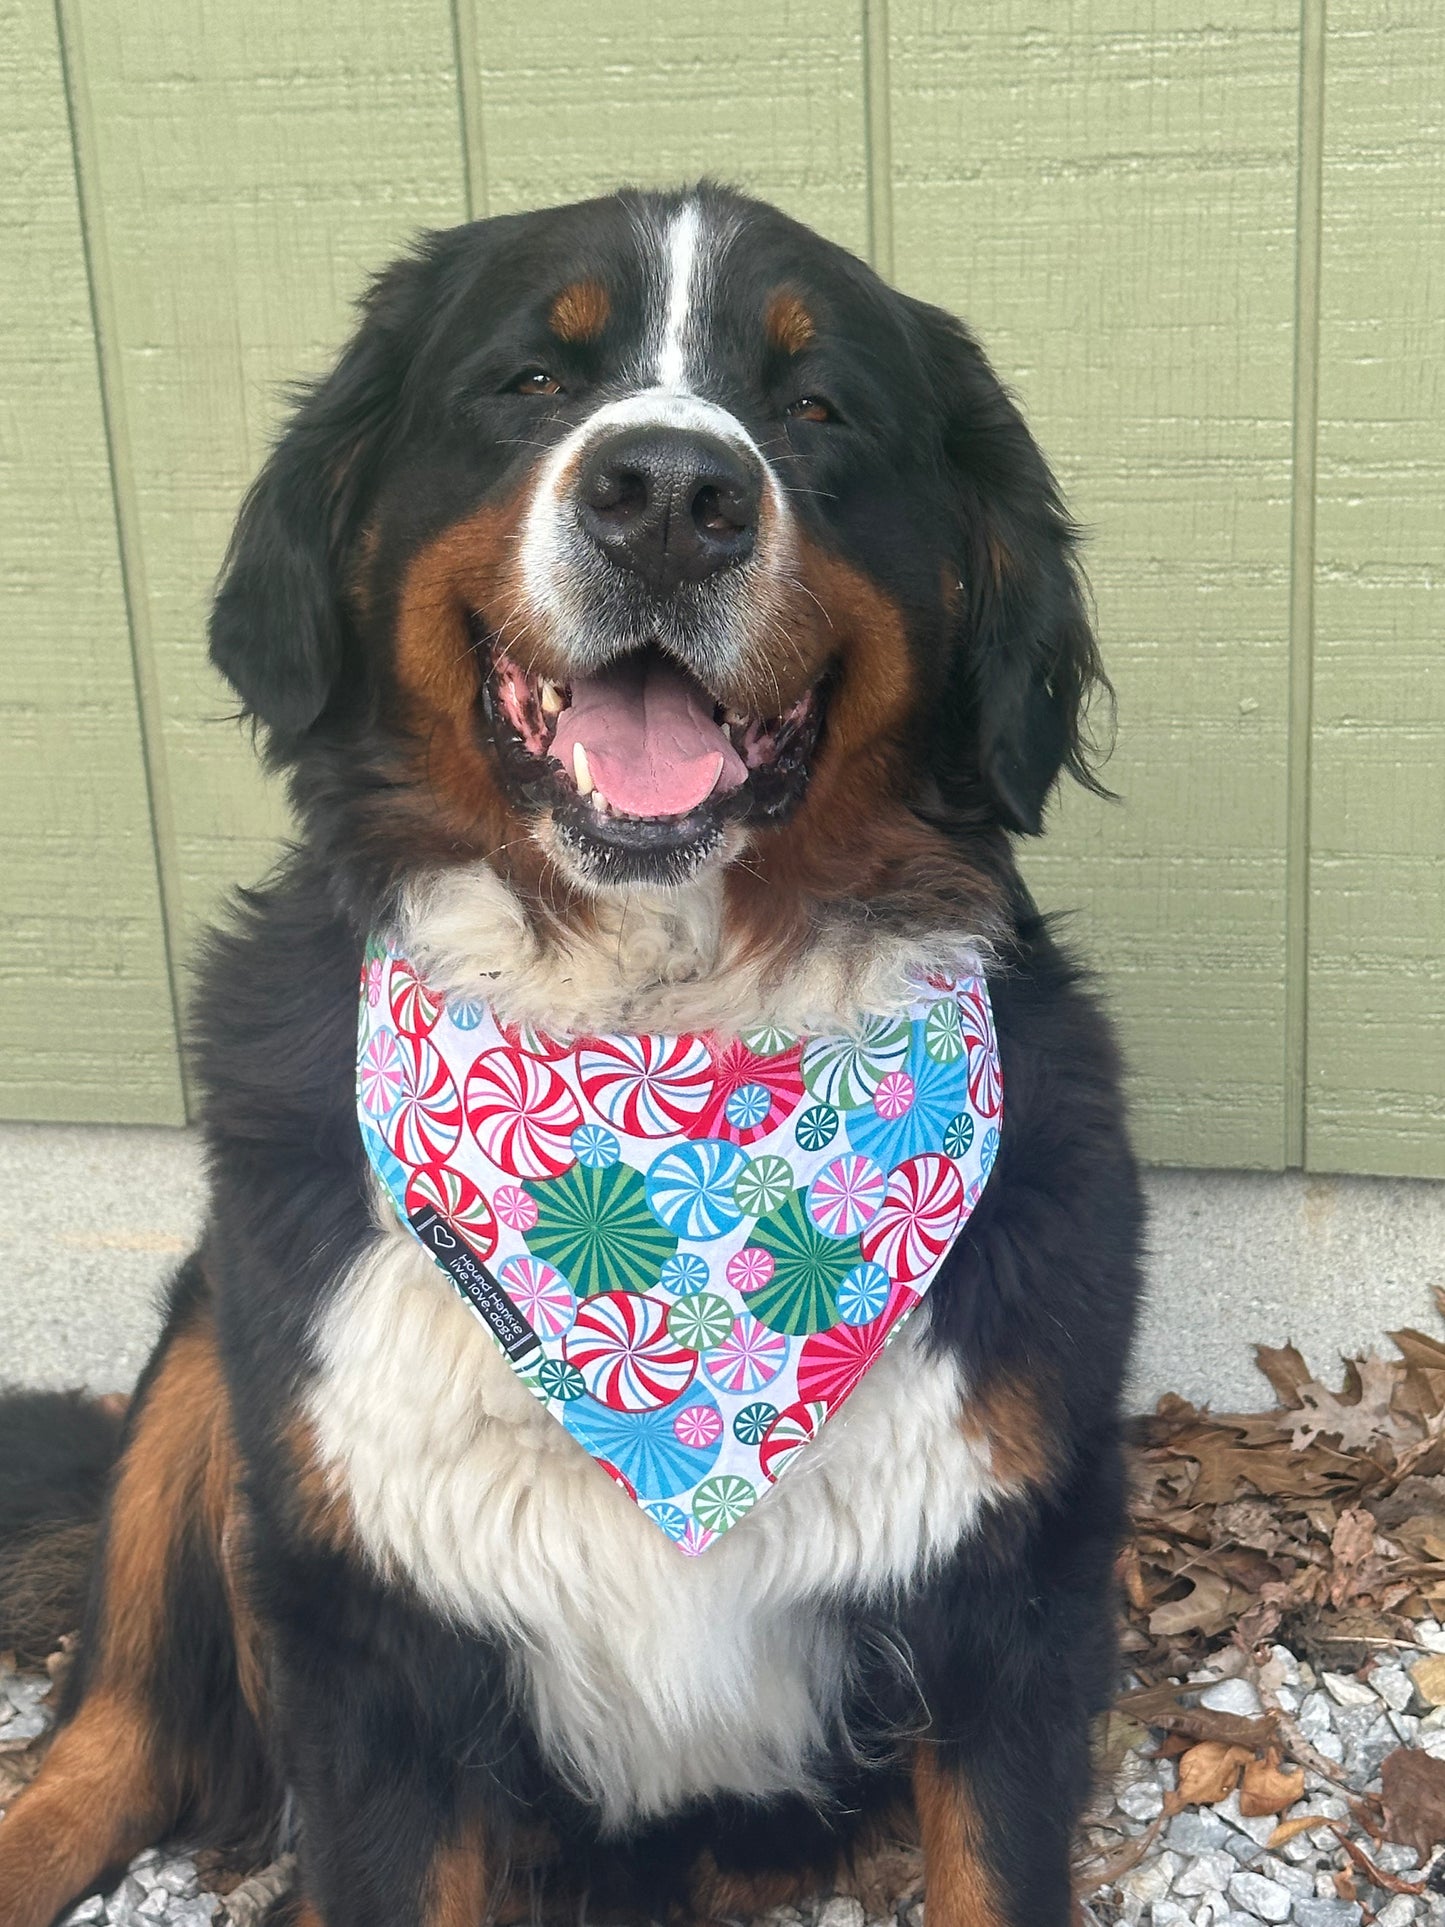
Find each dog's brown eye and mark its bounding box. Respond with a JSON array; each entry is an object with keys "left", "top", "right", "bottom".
[
  {"left": 786, "top": 396, "right": 833, "bottom": 423},
  {"left": 515, "top": 370, "right": 564, "bottom": 397}
]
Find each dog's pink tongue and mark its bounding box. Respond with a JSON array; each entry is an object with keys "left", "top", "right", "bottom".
[{"left": 551, "top": 655, "right": 747, "bottom": 818}]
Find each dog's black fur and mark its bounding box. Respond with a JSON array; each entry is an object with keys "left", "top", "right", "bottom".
[{"left": 0, "top": 184, "right": 1141, "bottom": 1927}]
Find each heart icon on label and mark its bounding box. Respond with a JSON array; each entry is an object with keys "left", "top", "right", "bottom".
[{"left": 430, "top": 1225, "right": 457, "bottom": 1250}]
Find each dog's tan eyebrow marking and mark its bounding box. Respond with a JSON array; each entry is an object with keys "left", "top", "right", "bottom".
[
  {"left": 550, "top": 280, "right": 611, "bottom": 343},
  {"left": 766, "top": 289, "right": 817, "bottom": 356}
]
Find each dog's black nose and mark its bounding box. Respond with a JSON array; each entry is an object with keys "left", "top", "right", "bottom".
[{"left": 577, "top": 427, "right": 760, "bottom": 591}]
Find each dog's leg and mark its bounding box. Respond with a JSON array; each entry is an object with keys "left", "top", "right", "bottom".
[
  {"left": 0, "top": 1298, "right": 262, "bottom": 1927},
  {"left": 290, "top": 1799, "right": 489, "bottom": 1927},
  {"left": 912, "top": 1744, "right": 1011, "bottom": 1927},
  {"left": 908, "top": 1433, "right": 1126, "bottom": 1927}
]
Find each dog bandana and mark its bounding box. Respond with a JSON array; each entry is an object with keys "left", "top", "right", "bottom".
[{"left": 356, "top": 939, "right": 1002, "bottom": 1553}]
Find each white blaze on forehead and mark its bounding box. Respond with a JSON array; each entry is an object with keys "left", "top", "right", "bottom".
[
  {"left": 515, "top": 197, "right": 797, "bottom": 663},
  {"left": 654, "top": 202, "right": 703, "bottom": 391}
]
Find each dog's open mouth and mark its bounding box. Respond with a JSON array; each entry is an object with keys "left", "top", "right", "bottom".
[{"left": 479, "top": 635, "right": 826, "bottom": 871}]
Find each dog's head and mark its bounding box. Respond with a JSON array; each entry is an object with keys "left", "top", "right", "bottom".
[{"left": 212, "top": 185, "right": 1105, "bottom": 920}]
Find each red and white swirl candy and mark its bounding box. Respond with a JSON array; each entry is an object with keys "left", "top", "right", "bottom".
[
  {"left": 758, "top": 1399, "right": 829, "bottom": 1483},
  {"left": 464, "top": 1046, "right": 581, "bottom": 1180},
  {"left": 578, "top": 1033, "right": 715, "bottom": 1137},
  {"left": 497, "top": 1014, "right": 572, "bottom": 1060},
  {"left": 860, "top": 1154, "right": 965, "bottom": 1283},
  {"left": 403, "top": 1163, "right": 497, "bottom": 1260},
  {"left": 797, "top": 1311, "right": 894, "bottom": 1406},
  {"left": 565, "top": 1291, "right": 697, "bottom": 1413},
  {"left": 385, "top": 1037, "right": 462, "bottom": 1166},
  {"left": 957, "top": 978, "right": 1003, "bottom": 1119},
  {"left": 387, "top": 956, "right": 444, "bottom": 1039}
]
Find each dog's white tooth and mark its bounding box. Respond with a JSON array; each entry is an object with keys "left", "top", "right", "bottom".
[
  {"left": 539, "top": 679, "right": 564, "bottom": 716},
  {"left": 591, "top": 792, "right": 609, "bottom": 816},
  {"left": 572, "top": 742, "right": 595, "bottom": 795}
]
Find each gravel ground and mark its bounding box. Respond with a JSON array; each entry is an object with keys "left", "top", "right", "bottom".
[{"left": 6, "top": 1639, "right": 1445, "bottom": 1927}]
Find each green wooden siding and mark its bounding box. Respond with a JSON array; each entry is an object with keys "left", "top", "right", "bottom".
[
  {"left": 0, "top": 0, "right": 1439, "bottom": 1176},
  {"left": 0, "top": 0, "right": 183, "bottom": 1123},
  {"left": 1308, "top": 1, "right": 1445, "bottom": 1177}
]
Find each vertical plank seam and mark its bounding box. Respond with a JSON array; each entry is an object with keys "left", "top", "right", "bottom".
[
  {"left": 863, "top": 0, "right": 895, "bottom": 278},
  {"left": 449, "top": 0, "right": 490, "bottom": 221},
  {"left": 53, "top": 0, "right": 192, "bottom": 1122},
  {"left": 1285, "top": 0, "right": 1327, "bottom": 1170}
]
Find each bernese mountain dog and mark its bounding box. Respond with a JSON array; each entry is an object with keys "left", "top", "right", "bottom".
[{"left": 0, "top": 183, "right": 1142, "bottom": 1927}]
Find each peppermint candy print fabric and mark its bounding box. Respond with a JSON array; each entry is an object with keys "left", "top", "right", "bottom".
[{"left": 357, "top": 940, "right": 1002, "bottom": 1553}]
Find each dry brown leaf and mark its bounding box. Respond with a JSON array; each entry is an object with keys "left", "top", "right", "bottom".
[
  {"left": 1380, "top": 1747, "right": 1445, "bottom": 1862},
  {"left": 1288, "top": 1355, "right": 1415, "bottom": 1453},
  {"left": 1411, "top": 1655, "right": 1445, "bottom": 1706},
  {"left": 1255, "top": 1344, "right": 1315, "bottom": 1408},
  {"left": 1331, "top": 1824, "right": 1428, "bottom": 1897},
  {"left": 1121, "top": 1325, "right": 1445, "bottom": 1679},
  {"left": 1166, "top": 1741, "right": 1253, "bottom": 1813},
  {"left": 1148, "top": 1570, "right": 1237, "bottom": 1638},
  {"left": 1214, "top": 1498, "right": 1289, "bottom": 1554},
  {"left": 1267, "top": 1814, "right": 1331, "bottom": 1847},
  {"left": 1239, "top": 1747, "right": 1306, "bottom": 1818}
]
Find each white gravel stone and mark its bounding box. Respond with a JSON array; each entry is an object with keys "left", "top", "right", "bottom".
[
  {"left": 1264, "top": 1645, "right": 1305, "bottom": 1687},
  {"left": 1229, "top": 1869, "right": 1293, "bottom": 1920},
  {"left": 1216, "top": 1789, "right": 1280, "bottom": 1848},
  {"left": 1200, "top": 1677, "right": 1266, "bottom": 1718},
  {"left": 1415, "top": 1621, "right": 1445, "bottom": 1654},
  {"left": 1375, "top": 1844, "right": 1422, "bottom": 1874},
  {"left": 1323, "top": 1670, "right": 1381, "bottom": 1709},
  {"left": 153, "top": 1864, "right": 201, "bottom": 1899},
  {"left": 1371, "top": 1665, "right": 1415, "bottom": 1712},
  {"left": 1295, "top": 1902, "right": 1365, "bottom": 1927},
  {"left": 1116, "top": 1849, "right": 1180, "bottom": 1912},
  {"left": 107, "top": 1875, "right": 148, "bottom": 1917},
  {"left": 1300, "top": 1690, "right": 1338, "bottom": 1734},
  {"left": 1151, "top": 1904, "right": 1195, "bottom": 1927},
  {"left": 817, "top": 1902, "right": 866, "bottom": 1927},
  {"left": 167, "top": 1904, "right": 218, "bottom": 1927},
  {"left": 61, "top": 1903, "right": 105, "bottom": 1925},
  {"left": 1419, "top": 1728, "right": 1445, "bottom": 1760},
  {"left": 1256, "top": 1853, "right": 1315, "bottom": 1897},
  {"left": 0, "top": 1706, "right": 48, "bottom": 1741},
  {"left": 1347, "top": 1714, "right": 1403, "bottom": 1782},
  {"left": 1168, "top": 1811, "right": 1232, "bottom": 1854},
  {"left": 1377, "top": 1898, "right": 1420, "bottom": 1927},
  {"left": 1175, "top": 1851, "right": 1239, "bottom": 1896},
  {"left": 1117, "top": 1779, "right": 1164, "bottom": 1821},
  {"left": 1311, "top": 1794, "right": 1352, "bottom": 1822}
]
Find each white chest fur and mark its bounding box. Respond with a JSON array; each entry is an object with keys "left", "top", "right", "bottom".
[
  {"left": 306, "top": 1217, "right": 1002, "bottom": 1830},
  {"left": 308, "top": 868, "right": 1006, "bottom": 1831}
]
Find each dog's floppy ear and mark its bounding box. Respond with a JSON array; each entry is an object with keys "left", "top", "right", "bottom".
[
  {"left": 209, "top": 256, "right": 423, "bottom": 744},
  {"left": 912, "top": 300, "right": 1111, "bottom": 834}
]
